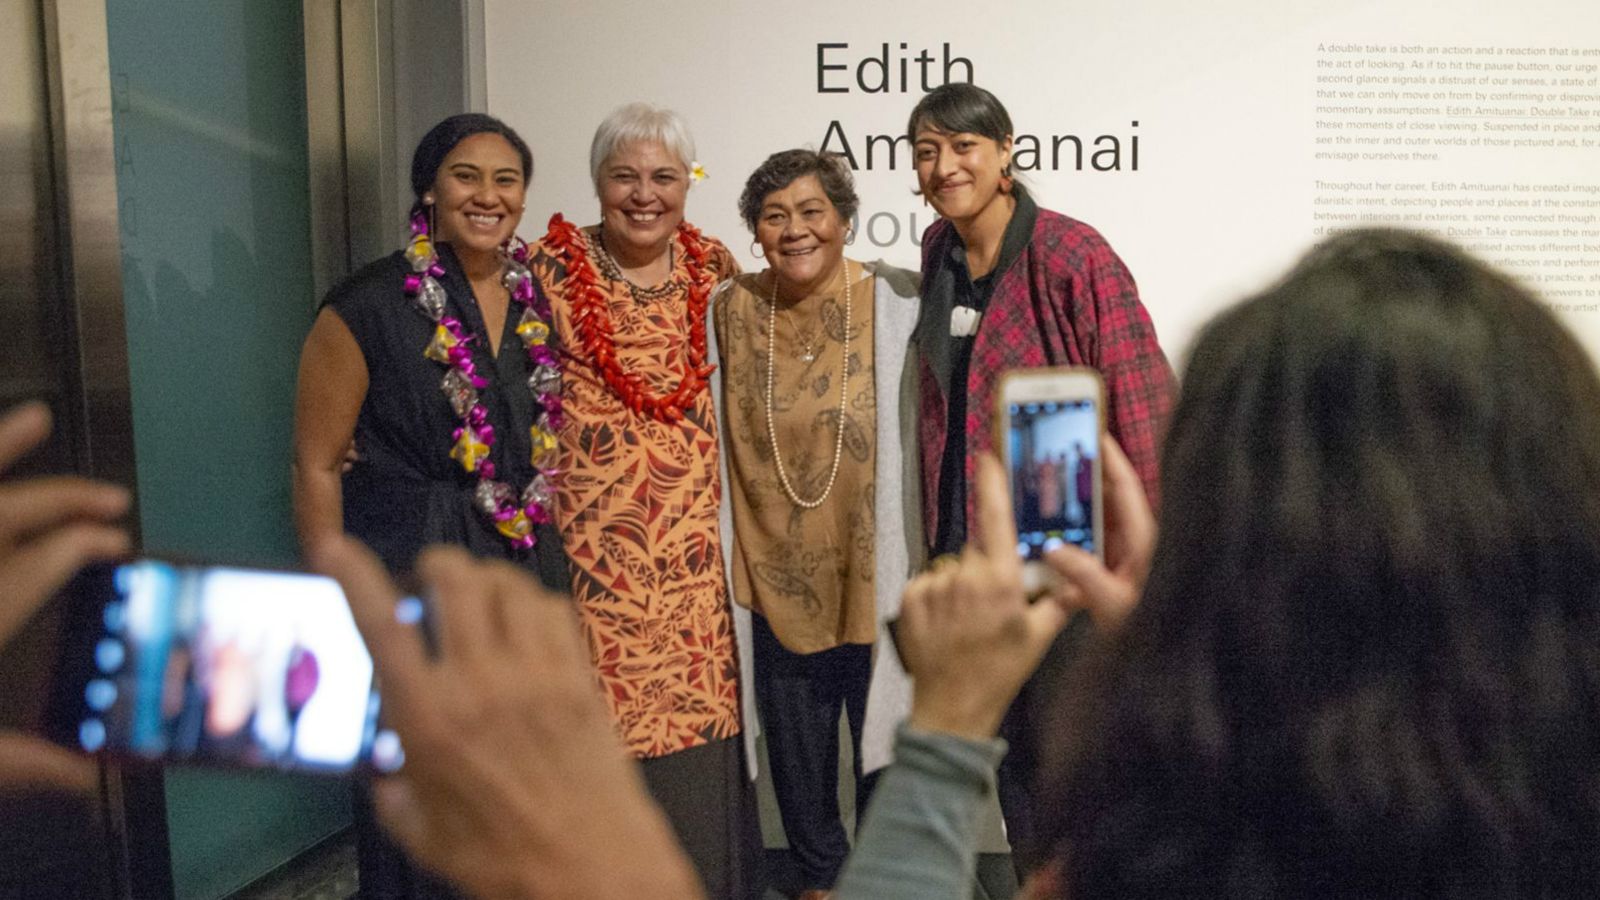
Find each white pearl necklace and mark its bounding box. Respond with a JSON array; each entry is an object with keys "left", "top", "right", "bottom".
[{"left": 765, "top": 260, "right": 852, "bottom": 510}]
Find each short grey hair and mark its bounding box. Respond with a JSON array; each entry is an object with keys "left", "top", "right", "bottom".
[{"left": 588, "top": 102, "right": 697, "bottom": 191}]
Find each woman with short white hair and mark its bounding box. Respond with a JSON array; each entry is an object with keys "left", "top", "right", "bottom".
[{"left": 529, "top": 103, "right": 760, "bottom": 898}]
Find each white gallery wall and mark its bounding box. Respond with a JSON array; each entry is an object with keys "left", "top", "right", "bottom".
[{"left": 482, "top": 0, "right": 1600, "bottom": 365}]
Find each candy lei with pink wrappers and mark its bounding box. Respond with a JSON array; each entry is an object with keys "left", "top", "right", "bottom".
[{"left": 402, "top": 212, "right": 562, "bottom": 549}]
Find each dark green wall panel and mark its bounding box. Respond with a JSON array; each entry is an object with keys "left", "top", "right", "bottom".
[{"left": 105, "top": 2, "right": 349, "bottom": 896}]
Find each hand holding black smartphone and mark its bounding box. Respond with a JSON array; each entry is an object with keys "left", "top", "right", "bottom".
[{"left": 48, "top": 560, "right": 403, "bottom": 774}]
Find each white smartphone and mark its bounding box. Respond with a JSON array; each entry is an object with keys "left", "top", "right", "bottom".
[{"left": 995, "top": 367, "right": 1105, "bottom": 594}]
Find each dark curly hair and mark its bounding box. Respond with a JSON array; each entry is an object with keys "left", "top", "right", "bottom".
[
  {"left": 409, "top": 113, "right": 533, "bottom": 220},
  {"left": 737, "top": 149, "right": 858, "bottom": 233}
]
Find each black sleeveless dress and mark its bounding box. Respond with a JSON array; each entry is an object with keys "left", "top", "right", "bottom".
[
  {"left": 323, "top": 243, "right": 567, "bottom": 587},
  {"left": 322, "top": 243, "right": 569, "bottom": 899}
]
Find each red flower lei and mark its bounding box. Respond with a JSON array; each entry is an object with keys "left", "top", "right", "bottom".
[{"left": 544, "top": 214, "right": 717, "bottom": 424}]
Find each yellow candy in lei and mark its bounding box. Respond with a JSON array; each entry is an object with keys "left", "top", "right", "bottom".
[
  {"left": 495, "top": 510, "right": 533, "bottom": 541},
  {"left": 529, "top": 425, "right": 558, "bottom": 468},
  {"left": 424, "top": 324, "right": 460, "bottom": 364},
  {"left": 516, "top": 318, "right": 550, "bottom": 345},
  {"left": 449, "top": 428, "right": 490, "bottom": 473}
]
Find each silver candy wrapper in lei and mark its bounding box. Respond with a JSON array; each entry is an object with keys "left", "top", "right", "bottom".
[
  {"left": 440, "top": 368, "right": 478, "bottom": 418},
  {"left": 413, "top": 276, "right": 447, "bottom": 321},
  {"left": 474, "top": 479, "right": 515, "bottom": 516},
  {"left": 521, "top": 474, "right": 553, "bottom": 509},
  {"left": 503, "top": 263, "right": 531, "bottom": 293},
  {"left": 528, "top": 364, "right": 560, "bottom": 396}
]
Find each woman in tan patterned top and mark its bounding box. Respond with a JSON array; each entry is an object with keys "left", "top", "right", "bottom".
[
  {"left": 711, "top": 149, "right": 924, "bottom": 899},
  {"left": 529, "top": 103, "right": 759, "bottom": 899}
]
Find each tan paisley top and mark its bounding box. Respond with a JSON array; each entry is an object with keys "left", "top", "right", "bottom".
[{"left": 713, "top": 263, "right": 878, "bottom": 654}]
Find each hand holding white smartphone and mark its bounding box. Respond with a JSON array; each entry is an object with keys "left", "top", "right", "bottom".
[{"left": 996, "top": 367, "right": 1105, "bottom": 595}]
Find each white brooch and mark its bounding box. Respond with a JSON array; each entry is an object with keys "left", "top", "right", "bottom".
[{"left": 950, "top": 305, "right": 980, "bottom": 337}]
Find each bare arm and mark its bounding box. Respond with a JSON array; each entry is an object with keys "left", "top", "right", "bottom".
[{"left": 292, "top": 309, "right": 367, "bottom": 555}]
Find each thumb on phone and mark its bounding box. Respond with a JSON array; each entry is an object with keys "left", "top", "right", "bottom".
[
  {"left": 1043, "top": 434, "right": 1154, "bottom": 631},
  {"left": 1044, "top": 543, "right": 1136, "bottom": 629}
]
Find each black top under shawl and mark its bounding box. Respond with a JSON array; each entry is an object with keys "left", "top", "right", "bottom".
[
  {"left": 322, "top": 243, "right": 569, "bottom": 589},
  {"left": 927, "top": 191, "right": 1039, "bottom": 556}
]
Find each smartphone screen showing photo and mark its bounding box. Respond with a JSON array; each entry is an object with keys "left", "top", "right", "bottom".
[
  {"left": 1007, "top": 398, "right": 1098, "bottom": 559},
  {"left": 57, "top": 561, "right": 393, "bottom": 773}
]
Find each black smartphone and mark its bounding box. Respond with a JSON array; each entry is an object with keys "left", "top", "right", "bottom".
[{"left": 47, "top": 560, "right": 403, "bottom": 774}]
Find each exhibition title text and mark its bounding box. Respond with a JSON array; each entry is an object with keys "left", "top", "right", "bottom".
[{"left": 812, "top": 42, "right": 1142, "bottom": 174}]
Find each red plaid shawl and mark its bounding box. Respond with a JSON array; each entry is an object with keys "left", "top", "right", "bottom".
[{"left": 916, "top": 207, "right": 1175, "bottom": 547}]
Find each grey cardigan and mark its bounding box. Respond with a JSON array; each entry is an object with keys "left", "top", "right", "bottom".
[{"left": 708, "top": 260, "right": 927, "bottom": 775}]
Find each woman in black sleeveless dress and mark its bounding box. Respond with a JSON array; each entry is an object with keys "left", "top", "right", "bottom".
[{"left": 292, "top": 114, "right": 567, "bottom": 898}]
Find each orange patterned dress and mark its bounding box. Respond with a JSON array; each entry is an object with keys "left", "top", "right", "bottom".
[{"left": 531, "top": 217, "right": 742, "bottom": 758}]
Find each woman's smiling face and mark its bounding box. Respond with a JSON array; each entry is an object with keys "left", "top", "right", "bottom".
[
  {"left": 913, "top": 127, "right": 1012, "bottom": 225},
  {"left": 596, "top": 140, "right": 689, "bottom": 259},
  {"left": 754, "top": 174, "right": 849, "bottom": 298},
  {"left": 428, "top": 132, "right": 527, "bottom": 254}
]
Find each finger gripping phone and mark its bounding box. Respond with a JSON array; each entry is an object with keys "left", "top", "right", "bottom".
[
  {"left": 48, "top": 560, "right": 403, "bottom": 774},
  {"left": 996, "top": 367, "right": 1105, "bottom": 594}
]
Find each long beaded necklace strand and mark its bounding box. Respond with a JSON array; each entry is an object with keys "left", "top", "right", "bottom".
[
  {"left": 765, "top": 260, "right": 851, "bottom": 510},
  {"left": 403, "top": 211, "right": 562, "bottom": 549},
  {"left": 543, "top": 213, "right": 716, "bottom": 424}
]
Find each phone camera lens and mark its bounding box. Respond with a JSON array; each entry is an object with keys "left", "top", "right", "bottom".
[
  {"left": 79, "top": 719, "right": 107, "bottom": 752},
  {"left": 95, "top": 638, "right": 126, "bottom": 673},
  {"left": 85, "top": 679, "right": 117, "bottom": 712},
  {"left": 103, "top": 601, "right": 126, "bottom": 633},
  {"left": 394, "top": 596, "right": 425, "bottom": 626},
  {"left": 371, "top": 729, "right": 405, "bottom": 773}
]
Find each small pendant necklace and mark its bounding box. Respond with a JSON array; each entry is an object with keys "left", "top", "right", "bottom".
[
  {"left": 786, "top": 310, "right": 821, "bottom": 363},
  {"left": 765, "top": 261, "right": 851, "bottom": 510},
  {"left": 590, "top": 223, "right": 679, "bottom": 303}
]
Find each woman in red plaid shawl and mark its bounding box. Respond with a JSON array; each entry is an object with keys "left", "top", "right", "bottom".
[{"left": 906, "top": 82, "right": 1176, "bottom": 878}]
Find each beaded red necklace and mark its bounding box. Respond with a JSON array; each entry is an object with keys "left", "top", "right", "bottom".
[{"left": 542, "top": 213, "right": 716, "bottom": 424}]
